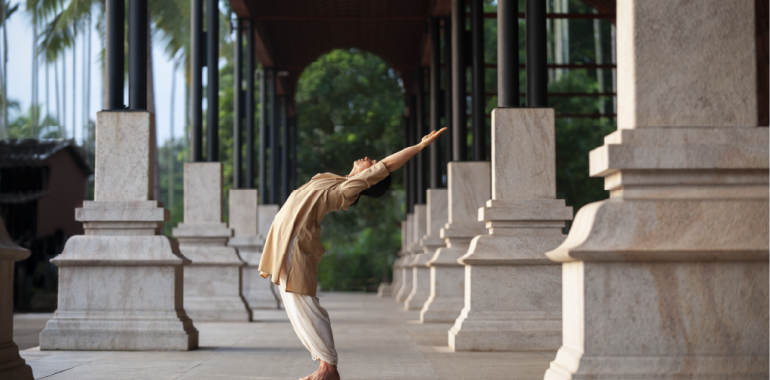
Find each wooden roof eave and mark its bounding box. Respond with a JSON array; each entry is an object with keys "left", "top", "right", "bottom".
[{"left": 229, "top": 0, "right": 276, "bottom": 68}]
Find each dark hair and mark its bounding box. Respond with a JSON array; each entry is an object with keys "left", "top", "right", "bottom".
[{"left": 350, "top": 174, "right": 392, "bottom": 207}]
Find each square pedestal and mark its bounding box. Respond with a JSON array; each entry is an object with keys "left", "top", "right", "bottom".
[{"left": 173, "top": 163, "right": 251, "bottom": 322}]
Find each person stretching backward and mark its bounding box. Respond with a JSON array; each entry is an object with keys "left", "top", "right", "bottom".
[{"left": 259, "top": 127, "right": 448, "bottom": 380}]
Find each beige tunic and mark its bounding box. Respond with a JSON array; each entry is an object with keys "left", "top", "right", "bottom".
[{"left": 259, "top": 161, "right": 390, "bottom": 296}]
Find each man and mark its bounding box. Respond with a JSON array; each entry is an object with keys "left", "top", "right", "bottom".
[{"left": 259, "top": 127, "right": 447, "bottom": 380}]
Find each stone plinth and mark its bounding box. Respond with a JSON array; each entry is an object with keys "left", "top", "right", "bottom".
[
  {"left": 173, "top": 163, "right": 251, "bottom": 322},
  {"left": 544, "top": 1, "right": 768, "bottom": 378},
  {"left": 228, "top": 190, "right": 277, "bottom": 310},
  {"left": 380, "top": 220, "right": 408, "bottom": 298},
  {"left": 395, "top": 213, "right": 415, "bottom": 303},
  {"left": 404, "top": 205, "right": 428, "bottom": 310},
  {"left": 0, "top": 219, "right": 33, "bottom": 379},
  {"left": 421, "top": 163, "right": 490, "bottom": 323},
  {"left": 40, "top": 111, "right": 198, "bottom": 351},
  {"left": 449, "top": 109, "right": 572, "bottom": 351},
  {"left": 381, "top": 221, "right": 407, "bottom": 298},
  {"left": 406, "top": 191, "right": 448, "bottom": 311}
]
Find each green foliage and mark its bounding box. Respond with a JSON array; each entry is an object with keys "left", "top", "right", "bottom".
[
  {"left": 548, "top": 71, "right": 615, "bottom": 213},
  {"left": 8, "top": 104, "right": 61, "bottom": 139},
  {"left": 294, "top": 49, "right": 405, "bottom": 291}
]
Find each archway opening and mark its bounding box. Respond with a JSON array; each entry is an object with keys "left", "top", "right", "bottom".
[{"left": 294, "top": 48, "right": 405, "bottom": 292}]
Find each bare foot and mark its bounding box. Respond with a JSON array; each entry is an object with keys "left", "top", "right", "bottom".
[
  {"left": 306, "top": 360, "right": 339, "bottom": 380},
  {"left": 300, "top": 369, "right": 318, "bottom": 380}
]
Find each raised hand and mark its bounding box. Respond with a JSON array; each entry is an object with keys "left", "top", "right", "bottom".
[
  {"left": 419, "top": 127, "right": 448, "bottom": 147},
  {"left": 381, "top": 127, "right": 449, "bottom": 172}
]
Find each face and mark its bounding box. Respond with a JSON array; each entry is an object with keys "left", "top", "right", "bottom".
[{"left": 351, "top": 157, "right": 377, "bottom": 175}]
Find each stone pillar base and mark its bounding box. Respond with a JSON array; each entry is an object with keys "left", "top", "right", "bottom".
[
  {"left": 404, "top": 253, "right": 431, "bottom": 310},
  {"left": 420, "top": 246, "right": 467, "bottom": 322},
  {"left": 449, "top": 261, "right": 562, "bottom": 351},
  {"left": 377, "top": 282, "right": 393, "bottom": 297},
  {"left": 174, "top": 223, "right": 251, "bottom": 322},
  {"left": 230, "top": 236, "right": 277, "bottom": 310},
  {"left": 40, "top": 234, "right": 199, "bottom": 351},
  {"left": 544, "top": 126, "right": 769, "bottom": 378},
  {"left": 395, "top": 254, "right": 415, "bottom": 302},
  {"left": 449, "top": 198, "right": 571, "bottom": 351},
  {"left": 420, "top": 294, "right": 464, "bottom": 322},
  {"left": 545, "top": 250, "right": 769, "bottom": 379},
  {"left": 40, "top": 310, "right": 197, "bottom": 351}
]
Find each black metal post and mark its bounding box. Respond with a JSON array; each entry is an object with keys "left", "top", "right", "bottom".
[
  {"left": 128, "top": 0, "right": 147, "bottom": 110},
  {"left": 206, "top": 0, "right": 219, "bottom": 161},
  {"left": 190, "top": 0, "right": 203, "bottom": 162},
  {"left": 407, "top": 99, "right": 416, "bottom": 213},
  {"left": 280, "top": 95, "right": 288, "bottom": 203},
  {"left": 269, "top": 70, "right": 279, "bottom": 204},
  {"left": 415, "top": 69, "right": 426, "bottom": 204},
  {"left": 105, "top": 0, "right": 124, "bottom": 110},
  {"left": 429, "top": 18, "right": 442, "bottom": 189},
  {"left": 451, "top": 0, "right": 467, "bottom": 162},
  {"left": 526, "top": 0, "right": 548, "bottom": 107},
  {"left": 233, "top": 19, "right": 243, "bottom": 189},
  {"left": 443, "top": 17, "right": 453, "bottom": 181},
  {"left": 403, "top": 113, "right": 414, "bottom": 214},
  {"left": 245, "top": 19, "right": 256, "bottom": 189},
  {"left": 498, "top": 0, "right": 519, "bottom": 108},
  {"left": 471, "top": 0, "right": 485, "bottom": 161},
  {"left": 290, "top": 105, "right": 297, "bottom": 191},
  {"left": 258, "top": 68, "right": 267, "bottom": 203}
]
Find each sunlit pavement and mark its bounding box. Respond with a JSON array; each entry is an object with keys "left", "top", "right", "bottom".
[{"left": 17, "top": 293, "right": 553, "bottom": 380}]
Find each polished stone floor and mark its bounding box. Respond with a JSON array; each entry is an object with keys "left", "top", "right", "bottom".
[{"left": 16, "top": 292, "right": 554, "bottom": 380}]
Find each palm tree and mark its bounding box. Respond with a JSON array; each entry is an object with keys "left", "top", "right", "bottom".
[{"left": 0, "top": 1, "right": 19, "bottom": 139}]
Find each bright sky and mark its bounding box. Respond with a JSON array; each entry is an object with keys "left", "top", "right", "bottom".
[{"left": 6, "top": 0, "right": 187, "bottom": 144}]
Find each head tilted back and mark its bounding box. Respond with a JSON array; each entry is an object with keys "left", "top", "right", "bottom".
[{"left": 351, "top": 174, "right": 392, "bottom": 207}]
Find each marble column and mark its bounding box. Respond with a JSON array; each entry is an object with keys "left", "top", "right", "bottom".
[
  {"left": 40, "top": 111, "right": 198, "bottom": 350},
  {"left": 228, "top": 190, "right": 276, "bottom": 309},
  {"left": 395, "top": 214, "right": 415, "bottom": 302},
  {"left": 404, "top": 205, "right": 428, "bottom": 310},
  {"left": 421, "top": 163, "right": 490, "bottom": 322},
  {"left": 173, "top": 163, "right": 251, "bottom": 322},
  {"left": 449, "top": 109, "right": 572, "bottom": 351},
  {"left": 406, "top": 191, "right": 448, "bottom": 310},
  {"left": 545, "top": 1, "right": 768, "bottom": 378},
  {"left": 0, "top": 219, "right": 33, "bottom": 379}
]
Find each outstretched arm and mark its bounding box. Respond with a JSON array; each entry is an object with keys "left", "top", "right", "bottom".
[{"left": 380, "top": 127, "right": 448, "bottom": 172}]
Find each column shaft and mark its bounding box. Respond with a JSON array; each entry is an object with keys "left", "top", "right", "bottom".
[
  {"left": 245, "top": 19, "right": 256, "bottom": 189},
  {"left": 233, "top": 19, "right": 243, "bottom": 189},
  {"left": 451, "top": 0, "right": 467, "bottom": 161},
  {"left": 269, "top": 70, "right": 279, "bottom": 204},
  {"left": 105, "top": 0, "right": 124, "bottom": 110},
  {"left": 497, "top": 0, "right": 519, "bottom": 108},
  {"left": 429, "top": 18, "right": 442, "bottom": 189},
  {"left": 190, "top": 0, "right": 203, "bottom": 162},
  {"left": 280, "top": 95, "right": 288, "bottom": 204},
  {"left": 206, "top": 0, "right": 219, "bottom": 161},
  {"left": 128, "top": 0, "right": 147, "bottom": 110},
  {"left": 404, "top": 115, "right": 412, "bottom": 213},
  {"left": 470, "top": 0, "right": 485, "bottom": 161},
  {"left": 525, "top": 0, "right": 547, "bottom": 107},
  {"left": 415, "top": 69, "right": 426, "bottom": 204},
  {"left": 443, "top": 17, "right": 453, "bottom": 177},
  {"left": 258, "top": 68, "right": 267, "bottom": 202}
]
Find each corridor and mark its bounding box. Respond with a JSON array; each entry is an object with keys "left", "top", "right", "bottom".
[{"left": 18, "top": 293, "right": 554, "bottom": 380}]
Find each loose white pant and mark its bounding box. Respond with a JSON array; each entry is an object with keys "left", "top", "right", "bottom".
[{"left": 279, "top": 240, "right": 338, "bottom": 365}]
